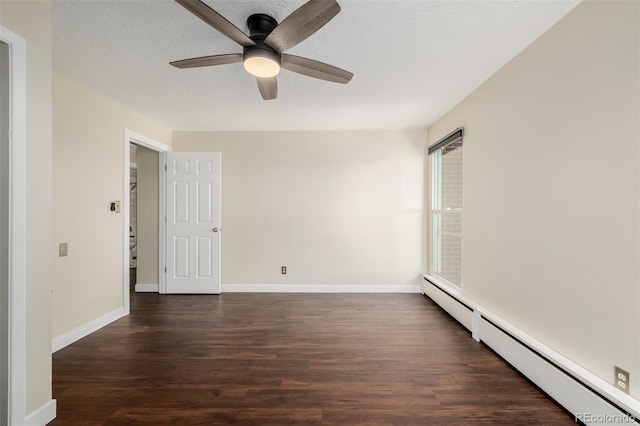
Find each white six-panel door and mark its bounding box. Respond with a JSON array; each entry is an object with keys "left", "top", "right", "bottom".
[{"left": 165, "top": 152, "right": 221, "bottom": 294}]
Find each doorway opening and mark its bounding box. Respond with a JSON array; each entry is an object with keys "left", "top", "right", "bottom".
[
  {"left": 129, "top": 144, "right": 138, "bottom": 292},
  {"left": 122, "top": 130, "right": 170, "bottom": 315},
  {"left": 129, "top": 143, "right": 160, "bottom": 294}
]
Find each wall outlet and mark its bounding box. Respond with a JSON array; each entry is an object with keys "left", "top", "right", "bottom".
[
  {"left": 615, "top": 366, "right": 630, "bottom": 394},
  {"left": 110, "top": 201, "right": 121, "bottom": 213},
  {"left": 281, "top": 266, "right": 287, "bottom": 274},
  {"left": 59, "top": 243, "right": 68, "bottom": 257}
]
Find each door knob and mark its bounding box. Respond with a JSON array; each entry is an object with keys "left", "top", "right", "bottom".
[{"left": 212, "top": 227, "right": 220, "bottom": 232}]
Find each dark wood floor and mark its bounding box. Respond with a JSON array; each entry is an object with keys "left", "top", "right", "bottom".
[{"left": 51, "top": 293, "right": 573, "bottom": 425}]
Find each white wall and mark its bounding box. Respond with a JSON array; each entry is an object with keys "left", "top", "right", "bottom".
[
  {"left": 0, "top": 0, "right": 54, "bottom": 418},
  {"left": 136, "top": 146, "right": 159, "bottom": 286},
  {"left": 427, "top": 0, "right": 639, "bottom": 398},
  {"left": 52, "top": 71, "right": 172, "bottom": 339},
  {"left": 174, "top": 130, "right": 425, "bottom": 288}
]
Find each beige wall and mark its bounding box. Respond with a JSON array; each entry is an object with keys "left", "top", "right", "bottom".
[
  {"left": 427, "top": 0, "right": 640, "bottom": 397},
  {"left": 0, "top": 0, "right": 54, "bottom": 417},
  {"left": 52, "top": 72, "right": 172, "bottom": 338},
  {"left": 136, "top": 147, "right": 159, "bottom": 285},
  {"left": 174, "top": 130, "right": 425, "bottom": 287}
]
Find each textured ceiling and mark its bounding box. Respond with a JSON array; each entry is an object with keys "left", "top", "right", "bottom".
[{"left": 52, "top": 0, "right": 580, "bottom": 131}]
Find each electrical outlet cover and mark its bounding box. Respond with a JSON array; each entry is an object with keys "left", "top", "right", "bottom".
[{"left": 615, "top": 366, "right": 630, "bottom": 394}]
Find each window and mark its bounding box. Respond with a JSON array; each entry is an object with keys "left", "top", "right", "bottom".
[{"left": 429, "top": 128, "right": 463, "bottom": 286}]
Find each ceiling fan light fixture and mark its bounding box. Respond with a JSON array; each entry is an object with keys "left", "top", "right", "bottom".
[
  {"left": 172, "top": 0, "right": 352, "bottom": 100},
  {"left": 243, "top": 48, "right": 281, "bottom": 78}
]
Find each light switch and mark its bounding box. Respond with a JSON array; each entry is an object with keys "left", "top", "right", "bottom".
[{"left": 59, "top": 243, "right": 68, "bottom": 257}]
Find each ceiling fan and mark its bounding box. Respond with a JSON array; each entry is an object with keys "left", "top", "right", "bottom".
[{"left": 170, "top": 0, "right": 353, "bottom": 100}]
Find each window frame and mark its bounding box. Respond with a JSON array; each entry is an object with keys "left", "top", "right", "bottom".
[{"left": 427, "top": 128, "right": 464, "bottom": 289}]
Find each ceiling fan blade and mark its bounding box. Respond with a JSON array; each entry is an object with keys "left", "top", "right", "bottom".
[
  {"left": 175, "top": 0, "right": 255, "bottom": 47},
  {"left": 281, "top": 54, "right": 353, "bottom": 84},
  {"left": 170, "top": 53, "right": 243, "bottom": 69},
  {"left": 265, "top": 0, "right": 341, "bottom": 52},
  {"left": 257, "top": 77, "right": 277, "bottom": 100}
]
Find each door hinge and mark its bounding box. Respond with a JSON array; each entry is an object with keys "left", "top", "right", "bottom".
[
  {"left": 164, "top": 164, "right": 167, "bottom": 171},
  {"left": 164, "top": 267, "right": 167, "bottom": 273}
]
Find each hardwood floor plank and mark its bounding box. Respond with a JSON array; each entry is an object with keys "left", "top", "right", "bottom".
[{"left": 51, "top": 293, "right": 574, "bottom": 425}]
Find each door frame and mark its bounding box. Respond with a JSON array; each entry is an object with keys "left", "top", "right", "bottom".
[
  {"left": 122, "top": 129, "right": 170, "bottom": 314},
  {"left": 0, "top": 25, "right": 26, "bottom": 426}
]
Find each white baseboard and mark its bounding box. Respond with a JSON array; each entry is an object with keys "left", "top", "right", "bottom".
[
  {"left": 421, "top": 276, "right": 640, "bottom": 424},
  {"left": 221, "top": 284, "right": 421, "bottom": 293},
  {"left": 24, "top": 399, "right": 56, "bottom": 426},
  {"left": 52, "top": 307, "right": 126, "bottom": 353},
  {"left": 135, "top": 283, "right": 159, "bottom": 292}
]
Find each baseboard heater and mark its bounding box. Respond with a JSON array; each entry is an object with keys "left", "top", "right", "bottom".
[{"left": 422, "top": 277, "right": 639, "bottom": 426}]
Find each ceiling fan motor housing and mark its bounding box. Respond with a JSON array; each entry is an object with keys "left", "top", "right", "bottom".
[
  {"left": 247, "top": 13, "right": 278, "bottom": 39},
  {"left": 243, "top": 13, "right": 281, "bottom": 75}
]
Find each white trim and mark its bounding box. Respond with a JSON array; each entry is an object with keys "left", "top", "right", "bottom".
[
  {"left": 126, "top": 130, "right": 170, "bottom": 153},
  {"left": 0, "top": 25, "right": 27, "bottom": 426},
  {"left": 421, "top": 276, "right": 640, "bottom": 421},
  {"left": 222, "top": 284, "right": 421, "bottom": 293},
  {"left": 158, "top": 152, "right": 167, "bottom": 294},
  {"left": 123, "top": 135, "right": 130, "bottom": 313},
  {"left": 51, "top": 307, "right": 126, "bottom": 353},
  {"left": 24, "top": 399, "right": 56, "bottom": 426},
  {"left": 123, "top": 129, "right": 170, "bottom": 313},
  {"left": 135, "top": 283, "right": 159, "bottom": 293}
]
